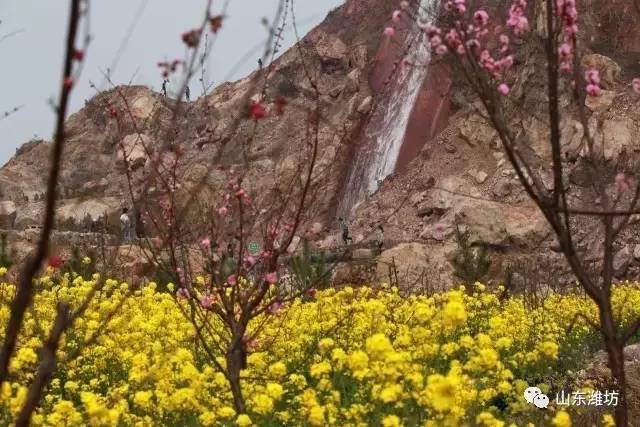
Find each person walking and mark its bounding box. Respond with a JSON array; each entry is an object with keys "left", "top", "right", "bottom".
[
  {"left": 120, "top": 207, "right": 132, "bottom": 243},
  {"left": 161, "top": 79, "right": 168, "bottom": 97},
  {"left": 185, "top": 85, "right": 190, "bottom": 101},
  {"left": 374, "top": 225, "right": 384, "bottom": 250},
  {"left": 338, "top": 217, "right": 353, "bottom": 245},
  {"left": 258, "top": 58, "right": 263, "bottom": 70}
]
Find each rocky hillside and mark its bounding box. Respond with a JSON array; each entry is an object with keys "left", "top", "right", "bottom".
[
  {"left": 2, "top": 0, "right": 640, "bottom": 287},
  {"left": 0, "top": 0, "right": 399, "bottom": 230}
]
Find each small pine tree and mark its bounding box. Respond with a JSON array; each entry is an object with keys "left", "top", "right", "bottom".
[
  {"left": 287, "top": 239, "right": 330, "bottom": 293},
  {"left": 0, "top": 233, "right": 14, "bottom": 269},
  {"left": 451, "top": 225, "right": 491, "bottom": 285}
]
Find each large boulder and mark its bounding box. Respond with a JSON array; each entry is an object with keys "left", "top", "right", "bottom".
[
  {"left": 580, "top": 54, "right": 621, "bottom": 88},
  {"left": 117, "top": 134, "right": 153, "bottom": 169},
  {"left": 376, "top": 242, "right": 455, "bottom": 289},
  {"left": 56, "top": 197, "right": 121, "bottom": 224},
  {"left": 601, "top": 118, "right": 634, "bottom": 161},
  {"left": 585, "top": 90, "right": 615, "bottom": 113},
  {"left": 0, "top": 201, "right": 17, "bottom": 229}
]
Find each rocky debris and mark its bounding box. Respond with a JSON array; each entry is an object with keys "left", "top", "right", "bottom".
[
  {"left": 472, "top": 170, "right": 489, "bottom": 184},
  {"left": 459, "top": 114, "right": 496, "bottom": 147},
  {"left": 376, "top": 242, "right": 455, "bottom": 288},
  {"left": 561, "top": 119, "right": 585, "bottom": 160},
  {"left": 117, "top": 134, "right": 153, "bottom": 169},
  {"left": 344, "top": 68, "right": 361, "bottom": 94},
  {"left": 56, "top": 198, "right": 122, "bottom": 224},
  {"left": 585, "top": 90, "right": 615, "bottom": 112},
  {"left": 357, "top": 96, "right": 373, "bottom": 114},
  {"left": 492, "top": 178, "right": 512, "bottom": 198},
  {"left": 601, "top": 118, "right": 634, "bottom": 161},
  {"left": 352, "top": 248, "right": 375, "bottom": 260},
  {"left": 580, "top": 54, "right": 621, "bottom": 88},
  {"left": 113, "top": 244, "right": 154, "bottom": 280},
  {"left": 578, "top": 344, "right": 640, "bottom": 425},
  {"left": 0, "top": 201, "right": 17, "bottom": 229},
  {"left": 613, "top": 245, "right": 632, "bottom": 277}
]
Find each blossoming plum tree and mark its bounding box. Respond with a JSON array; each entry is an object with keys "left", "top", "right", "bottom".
[{"left": 390, "top": 0, "right": 640, "bottom": 423}]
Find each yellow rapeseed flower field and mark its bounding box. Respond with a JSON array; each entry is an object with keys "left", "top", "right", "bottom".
[{"left": 1, "top": 269, "right": 639, "bottom": 426}]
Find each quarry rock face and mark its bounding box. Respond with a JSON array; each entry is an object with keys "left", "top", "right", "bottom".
[{"left": 2, "top": 0, "right": 640, "bottom": 287}]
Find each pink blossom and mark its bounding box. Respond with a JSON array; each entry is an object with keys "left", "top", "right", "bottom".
[
  {"left": 435, "top": 44, "right": 448, "bottom": 55},
  {"left": 498, "top": 83, "right": 510, "bottom": 96},
  {"left": 615, "top": 173, "right": 630, "bottom": 192},
  {"left": 392, "top": 10, "right": 402, "bottom": 23},
  {"left": 498, "top": 55, "right": 514, "bottom": 70},
  {"left": 473, "top": 10, "right": 489, "bottom": 26},
  {"left": 200, "top": 294, "right": 214, "bottom": 308},
  {"left": 217, "top": 206, "right": 228, "bottom": 216},
  {"left": 632, "top": 78, "right": 640, "bottom": 94},
  {"left": 507, "top": 0, "right": 529, "bottom": 35},
  {"left": 564, "top": 24, "right": 578, "bottom": 36},
  {"left": 559, "top": 42, "right": 572, "bottom": 58},
  {"left": 430, "top": 35, "right": 443, "bottom": 48},
  {"left": 456, "top": 44, "right": 466, "bottom": 55},
  {"left": 434, "top": 223, "right": 446, "bottom": 232},
  {"left": 585, "top": 69, "right": 600, "bottom": 85},
  {"left": 235, "top": 188, "right": 246, "bottom": 198},
  {"left": 424, "top": 24, "right": 441, "bottom": 38},
  {"left": 586, "top": 83, "right": 601, "bottom": 97},
  {"left": 176, "top": 287, "right": 190, "bottom": 299},
  {"left": 384, "top": 27, "right": 396, "bottom": 37},
  {"left": 244, "top": 256, "right": 257, "bottom": 267},
  {"left": 227, "top": 274, "right": 237, "bottom": 285},
  {"left": 263, "top": 272, "right": 278, "bottom": 284},
  {"left": 200, "top": 238, "right": 211, "bottom": 248}
]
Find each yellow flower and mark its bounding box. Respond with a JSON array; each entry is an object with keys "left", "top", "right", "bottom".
[
  {"left": 199, "top": 411, "right": 216, "bottom": 426},
  {"left": 251, "top": 394, "right": 273, "bottom": 415},
  {"left": 378, "top": 384, "right": 403, "bottom": 403},
  {"left": 268, "top": 362, "right": 287, "bottom": 377},
  {"left": 476, "top": 411, "right": 505, "bottom": 427},
  {"left": 308, "top": 405, "right": 325, "bottom": 426},
  {"left": 539, "top": 341, "right": 559, "bottom": 359},
  {"left": 382, "top": 414, "right": 402, "bottom": 427},
  {"left": 426, "top": 373, "right": 460, "bottom": 412},
  {"left": 443, "top": 292, "right": 467, "bottom": 328},
  {"left": 236, "top": 414, "right": 252, "bottom": 426},
  {"left": 0, "top": 267, "right": 7, "bottom": 276},
  {"left": 318, "top": 338, "right": 335, "bottom": 353},
  {"left": 309, "top": 361, "right": 332, "bottom": 378},
  {"left": 133, "top": 391, "right": 153, "bottom": 409},
  {"left": 347, "top": 351, "right": 369, "bottom": 371},
  {"left": 266, "top": 383, "right": 284, "bottom": 400},
  {"left": 602, "top": 414, "right": 615, "bottom": 427},
  {"left": 365, "top": 334, "right": 394, "bottom": 359},
  {"left": 217, "top": 406, "right": 236, "bottom": 419},
  {"left": 552, "top": 410, "right": 572, "bottom": 427},
  {"left": 82, "top": 257, "right": 92, "bottom": 265}
]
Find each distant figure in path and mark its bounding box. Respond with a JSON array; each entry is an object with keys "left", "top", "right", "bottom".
[
  {"left": 120, "top": 207, "right": 132, "bottom": 243},
  {"left": 338, "top": 217, "right": 353, "bottom": 245},
  {"left": 374, "top": 225, "right": 384, "bottom": 250},
  {"left": 161, "top": 79, "right": 168, "bottom": 97},
  {"left": 258, "top": 58, "right": 263, "bottom": 70},
  {"left": 185, "top": 85, "right": 190, "bottom": 101}
]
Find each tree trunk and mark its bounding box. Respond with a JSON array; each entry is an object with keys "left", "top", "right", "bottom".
[
  {"left": 599, "top": 303, "right": 628, "bottom": 426},
  {"left": 226, "top": 334, "right": 247, "bottom": 413}
]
